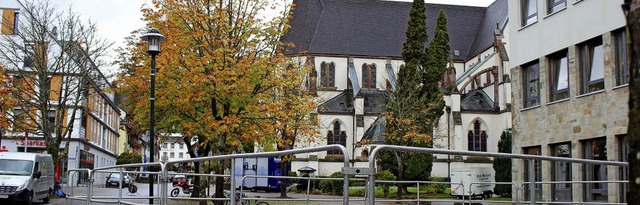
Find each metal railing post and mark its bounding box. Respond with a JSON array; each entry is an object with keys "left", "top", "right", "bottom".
[
  {"left": 160, "top": 163, "right": 167, "bottom": 205},
  {"left": 86, "top": 170, "right": 93, "bottom": 205},
  {"left": 306, "top": 177, "right": 311, "bottom": 205},
  {"left": 528, "top": 159, "right": 535, "bottom": 205},
  {"left": 230, "top": 158, "right": 236, "bottom": 205},
  {"left": 416, "top": 182, "right": 420, "bottom": 205},
  {"left": 118, "top": 168, "right": 123, "bottom": 204},
  {"left": 341, "top": 145, "right": 350, "bottom": 205}
]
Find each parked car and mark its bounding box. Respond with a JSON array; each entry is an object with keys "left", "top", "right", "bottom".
[
  {"left": 172, "top": 174, "right": 187, "bottom": 186},
  {"left": 105, "top": 173, "right": 132, "bottom": 188},
  {"left": 0, "top": 152, "right": 55, "bottom": 204}
]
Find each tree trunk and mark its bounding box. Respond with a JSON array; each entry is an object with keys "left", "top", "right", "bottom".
[
  {"left": 627, "top": 1, "right": 640, "bottom": 204},
  {"left": 395, "top": 152, "right": 406, "bottom": 199},
  {"left": 279, "top": 159, "right": 288, "bottom": 198},
  {"left": 214, "top": 161, "right": 225, "bottom": 205}
]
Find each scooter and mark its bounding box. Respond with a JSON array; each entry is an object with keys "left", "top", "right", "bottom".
[{"left": 170, "top": 179, "right": 194, "bottom": 197}]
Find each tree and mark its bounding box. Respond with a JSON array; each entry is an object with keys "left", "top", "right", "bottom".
[
  {"left": 114, "top": 1, "right": 305, "bottom": 204},
  {"left": 625, "top": 0, "right": 639, "bottom": 204},
  {"left": 380, "top": 0, "right": 446, "bottom": 199},
  {"left": 493, "top": 130, "right": 512, "bottom": 197},
  {"left": 0, "top": 0, "right": 110, "bottom": 178},
  {"left": 0, "top": 66, "right": 16, "bottom": 131},
  {"left": 425, "top": 9, "right": 450, "bottom": 91},
  {"left": 116, "top": 150, "right": 142, "bottom": 165}
]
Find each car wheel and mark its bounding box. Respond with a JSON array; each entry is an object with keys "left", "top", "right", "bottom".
[
  {"left": 26, "top": 191, "right": 33, "bottom": 205},
  {"left": 42, "top": 188, "right": 51, "bottom": 203}
]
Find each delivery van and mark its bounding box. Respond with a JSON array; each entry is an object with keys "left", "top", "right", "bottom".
[
  {"left": 450, "top": 167, "right": 495, "bottom": 199},
  {"left": 0, "top": 152, "right": 55, "bottom": 204}
]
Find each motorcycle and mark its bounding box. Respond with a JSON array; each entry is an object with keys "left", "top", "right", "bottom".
[{"left": 170, "top": 179, "right": 193, "bottom": 197}]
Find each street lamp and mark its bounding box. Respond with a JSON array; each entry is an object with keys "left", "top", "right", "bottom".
[{"left": 140, "top": 28, "right": 166, "bottom": 204}]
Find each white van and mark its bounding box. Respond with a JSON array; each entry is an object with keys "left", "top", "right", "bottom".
[{"left": 0, "top": 152, "right": 55, "bottom": 204}]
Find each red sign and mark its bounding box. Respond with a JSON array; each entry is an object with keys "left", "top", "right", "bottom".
[{"left": 20, "top": 140, "right": 46, "bottom": 147}]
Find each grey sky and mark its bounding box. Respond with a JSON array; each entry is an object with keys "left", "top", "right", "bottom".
[{"left": 49, "top": 0, "right": 494, "bottom": 77}]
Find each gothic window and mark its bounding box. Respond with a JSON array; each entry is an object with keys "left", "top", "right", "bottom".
[
  {"left": 362, "top": 63, "right": 376, "bottom": 88},
  {"left": 320, "top": 61, "right": 335, "bottom": 87},
  {"left": 327, "top": 121, "right": 346, "bottom": 154},
  {"left": 467, "top": 120, "right": 487, "bottom": 152}
]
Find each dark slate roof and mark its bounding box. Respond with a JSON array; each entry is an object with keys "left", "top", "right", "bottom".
[
  {"left": 467, "top": 0, "right": 508, "bottom": 58},
  {"left": 282, "top": 0, "right": 507, "bottom": 61},
  {"left": 361, "top": 117, "right": 385, "bottom": 143},
  {"left": 460, "top": 89, "right": 496, "bottom": 112},
  {"left": 318, "top": 90, "right": 389, "bottom": 115}
]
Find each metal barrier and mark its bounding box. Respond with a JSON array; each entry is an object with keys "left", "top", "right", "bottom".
[
  {"left": 366, "top": 145, "right": 628, "bottom": 205},
  {"left": 68, "top": 144, "right": 629, "bottom": 205},
  {"left": 520, "top": 180, "right": 628, "bottom": 205},
  {"left": 163, "top": 144, "right": 350, "bottom": 205},
  {"left": 239, "top": 175, "right": 368, "bottom": 204}
]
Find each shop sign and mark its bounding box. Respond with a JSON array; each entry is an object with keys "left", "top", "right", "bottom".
[{"left": 20, "top": 140, "right": 46, "bottom": 147}]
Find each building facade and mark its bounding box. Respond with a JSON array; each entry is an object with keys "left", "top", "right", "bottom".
[
  {"left": 509, "top": 0, "right": 628, "bottom": 203},
  {"left": 282, "top": 0, "right": 511, "bottom": 177},
  {"left": 0, "top": 0, "right": 121, "bottom": 185}
]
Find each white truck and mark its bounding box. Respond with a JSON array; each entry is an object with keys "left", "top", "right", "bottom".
[{"left": 450, "top": 167, "right": 495, "bottom": 199}]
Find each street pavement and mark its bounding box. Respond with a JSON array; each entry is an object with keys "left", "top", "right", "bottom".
[{"left": 47, "top": 184, "right": 512, "bottom": 205}]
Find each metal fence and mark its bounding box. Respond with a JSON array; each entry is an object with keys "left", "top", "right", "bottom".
[{"left": 67, "top": 144, "right": 629, "bottom": 205}]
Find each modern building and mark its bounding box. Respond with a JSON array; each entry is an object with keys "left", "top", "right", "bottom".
[
  {"left": 0, "top": 0, "right": 121, "bottom": 185},
  {"left": 282, "top": 0, "right": 511, "bottom": 177},
  {"left": 509, "top": 0, "right": 628, "bottom": 203}
]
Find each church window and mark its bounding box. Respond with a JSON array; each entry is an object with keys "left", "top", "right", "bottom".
[
  {"left": 362, "top": 63, "right": 376, "bottom": 88},
  {"left": 320, "top": 61, "right": 335, "bottom": 87},
  {"left": 327, "top": 121, "right": 346, "bottom": 154},
  {"left": 467, "top": 120, "right": 487, "bottom": 152}
]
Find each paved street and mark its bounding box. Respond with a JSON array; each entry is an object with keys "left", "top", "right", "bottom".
[{"left": 46, "top": 184, "right": 513, "bottom": 205}]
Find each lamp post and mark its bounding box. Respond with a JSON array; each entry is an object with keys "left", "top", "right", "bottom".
[{"left": 141, "top": 28, "right": 166, "bottom": 204}]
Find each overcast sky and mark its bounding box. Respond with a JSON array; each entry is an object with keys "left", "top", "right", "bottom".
[{"left": 49, "top": 0, "right": 495, "bottom": 77}]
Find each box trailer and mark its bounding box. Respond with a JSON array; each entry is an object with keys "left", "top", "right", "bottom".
[
  {"left": 233, "top": 157, "right": 289, "bottom": 192},
  {"left": 450, "top": 167, "right": 495, "bottom": 199}
]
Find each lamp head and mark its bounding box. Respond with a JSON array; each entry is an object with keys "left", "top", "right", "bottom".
[{"left": 140, "top": 28, "right": 166, "bottom": 54}]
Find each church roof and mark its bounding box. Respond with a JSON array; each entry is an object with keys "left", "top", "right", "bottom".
[
  {"left": 282, "top": 0, "right": 508, "bottom": 61},
  {"left": 317, "top": 90, "right": 388, "bottom": 115},
  {"left": 460, "top": 89, "right": 497, "bottom": 112},
  {"left": 361, "top": 116, "right": 385, "bottom": 143}
]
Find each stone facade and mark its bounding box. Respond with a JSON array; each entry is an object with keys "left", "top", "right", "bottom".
[{"left": 510, "top": 1, "right": 629, "bottom": 201}]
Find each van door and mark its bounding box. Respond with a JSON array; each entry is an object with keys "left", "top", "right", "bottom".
[{"left": 32, "top": 161, "right": 41, "bottom": 199}]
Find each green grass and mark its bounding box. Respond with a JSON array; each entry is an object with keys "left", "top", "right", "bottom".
[
  {"left": 347, "top": 187, "right": 456, "bottom": 199},
  {"left": 486, "top": 197, "right": 513, "bottom": 201}
]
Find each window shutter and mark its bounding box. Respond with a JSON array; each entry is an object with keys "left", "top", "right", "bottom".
[
  {"left": 1, "top": 9, "right": 15, "bottom": 35},
  {"left": 50, "top": 75, "right": 62, "bottom": 101}
]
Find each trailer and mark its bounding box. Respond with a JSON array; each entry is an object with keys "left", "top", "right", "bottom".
[
  {"left": 233, "top": 157, "right": 289, "bottom": 192},
  {"left": 450, "top": 167, "right": 495, "bottom": 199}
]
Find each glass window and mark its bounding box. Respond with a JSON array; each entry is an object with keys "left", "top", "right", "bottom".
[
  {"left": 467, "top": 120, "right": 487, "bottom": 152},
  {"left": 523, "top": 61, "right": 540, "bottom": 108},
  {"left": 583, "top": 137, "right": 607, "bottom": 202},
  {"left": 580, "top": 38, "right": 605, "bottom": 94},
  {"left": 179, "top": 143, "right": 184, "bottom": 149},
  {"left": 170, "top": 152, "right": 175, "bottom": 158},
  {"left": 362, "top": 63, "right": 377, "bottom": 89},
  {"left": 522, "top": 0, "right": 538, "bottom": 26},
  {"left": 327, "top": 121, "right": 346, "bottom": 154},
  {"left": 47, "top": 110, "right": 56, "bottom": 133},
  {"left": 551, "top": 142, "right": 572, "bottom": 202},
  {"left": 171, "top": 143, "right": 175, "bottom": 149},
  {"left": 320, "top": 61, "right": 335, "bottom": 87},
  {"left": 615, "top": 30, "right": 629, "bottom": 86},
  {"left": 524, "top": 146, "right": 542, "bottom": 201},
  {"left": 549, "top": 50, "right": 569, "bottom": 101},
  {"left": 618, "top": 136, "right": 629, "bottom": 202},
  {"left": 179, "top": 153, "right": 184, "bottom": 159},
  {"left": 547, "top": 0, "right": 566, "bottom": 14}
]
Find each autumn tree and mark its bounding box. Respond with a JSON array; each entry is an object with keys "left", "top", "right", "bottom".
[
  {"left": 0, "top": 0, "right": 111, "bottom": 175},
  {"left": 625, "top": 0, "right": 639, "bottom": 204},
  {"left": 115, "top": 0, "right": 310, "bottom": 203},
  {"left": 0, "top": 66, "right": 16, "bottom": 134}
]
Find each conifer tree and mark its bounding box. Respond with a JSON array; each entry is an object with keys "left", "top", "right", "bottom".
[{"left": 493, "top": 131, "right": 512, "bottom": 197}]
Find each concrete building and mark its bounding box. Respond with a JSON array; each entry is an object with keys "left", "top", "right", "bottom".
[
  {"left": 509, "top": 0, "right": 628, "bottom": 203},
  {"left": 0, "top": 0, "right": 121, "bottom": 185},
  {"left": 159, "top": 133, "right": 194, "bottom": 163},
  {"left": 282, "top": 0, "right": 511, "bottom": 177}
]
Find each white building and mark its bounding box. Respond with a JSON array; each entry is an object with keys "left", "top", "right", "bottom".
[
  {"left": 159, "top": 133, "right": 194, "bottom": 163},
  {"left": 0, "top": 0, "right": 121, "bottom": 185},
  {"left": 282, "top": 0, "right": 511, "bottom": 177},
  {"left": 509, "top": 0, "right": 628, "bottom": 203}
]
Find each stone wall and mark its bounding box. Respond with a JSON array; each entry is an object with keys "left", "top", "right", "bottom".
[{"left": 511, "top": 31, "right": 628, "bottom": 203}]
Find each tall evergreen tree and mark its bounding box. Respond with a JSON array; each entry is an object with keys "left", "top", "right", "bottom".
[
  {"left": 493, "top": 130, "right": 512, "bottom": 197},
  {"left": 425, "top": 9, "right": 451, "bottom": 92},
  {"left": 380, "top": 0, "right": 439, "bottom": 198}
]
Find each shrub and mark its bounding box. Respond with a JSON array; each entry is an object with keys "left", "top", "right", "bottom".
[
  {"left": 375, "top": 170, "right": 396, "bottom": 197},
  {"left": 319, "top": 172, "right": 343, "bottom": 195}
]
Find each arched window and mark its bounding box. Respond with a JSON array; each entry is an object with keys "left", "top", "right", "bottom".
[
  {"left": 362, "top": 63, "right": 376, "bottom": 88},
  {"left": 320, "top": 61, "right": 335, "bottom": 87},
  {"left": 468, "top": 120, "right": 487, "bottom": 152},
  {"left": 327, "top": 121, "right": 346, "bottom": 154}
]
